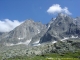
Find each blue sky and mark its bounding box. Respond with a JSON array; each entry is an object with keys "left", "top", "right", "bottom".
[{"left": 0, "top": 0, "right": 80, "bottom": 32}]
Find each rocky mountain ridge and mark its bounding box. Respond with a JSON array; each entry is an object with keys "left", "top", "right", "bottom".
[
  {"left": 0, "top": 13, "right": 80, "bottom": 60},
  {"left": 0, "top": 13, "right": 80, "bottom": 47},
  {"left": 40, "top": 13, "right": 80, "bottom": 43}
]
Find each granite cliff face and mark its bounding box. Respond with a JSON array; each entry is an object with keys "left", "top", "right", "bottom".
[
  {"left": 0, "top": 13, "right": 80, "bottom": 46},
  {"left": 40, "top": 13, "right": 80, "bottom": 43},
  {"left": 0, "top": 20, "right": 47, "bottom": 46},
  {"left": 0, "top": 13, "right": 80, "bottom": 59}
]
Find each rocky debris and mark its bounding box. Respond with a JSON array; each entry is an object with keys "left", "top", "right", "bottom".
[{"left": 1, "top": 39, "right": 80, "bottom": 59}]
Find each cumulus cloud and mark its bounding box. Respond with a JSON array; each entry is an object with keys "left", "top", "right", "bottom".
[
  {"left": 0, "top": 19, "right": 23, "bottom": 32},
  {"left": 47, "top": 4, "right": 71, "bottom": 15}
]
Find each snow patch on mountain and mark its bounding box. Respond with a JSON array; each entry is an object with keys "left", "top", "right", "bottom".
[
  {"left": 71, "top": 35, "right": 78, "bottom": 38},
  {"left": 33, "top": 40, "right": 40, "bottom": 44},
  {"left": 5, "top": 39, "right": 32, "bottom": 46},
  {"left": 52, "top": 41, "right": 57, "bottom": 44},
  {"left": 37, "top": 29, "right": 40, "bottom": 33},
  {"left": 25, "top": 39, "right": 32, "bottom": 45},
  {"left": 33, "top": 43, "right": 41, "bottom": 46},
  {"left": 48, "top": 24, "right": 50, "bottom": 29},
  {"left": 18, "top": 37, "right": 24, "bottom": 40},
  {"left": 60, "top": 36, "right": 78, "bottom": 42},
  {"left": 32, "top": 40, "right": 41, "bottom": 46},
  {"left": 61, "top": 37, "right": 69, "bottom": 41}
]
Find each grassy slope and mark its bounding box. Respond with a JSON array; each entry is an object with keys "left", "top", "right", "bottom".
[{"left": 6, "top": 50, "right": 80, "bottom": 60}]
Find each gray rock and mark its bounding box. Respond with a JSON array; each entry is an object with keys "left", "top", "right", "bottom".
[
  {"left": 0, "top": 19, "right": 46, "bottom": 45},
  {"left": 40, "top": 13, "right": 80, "bottom": 43}
]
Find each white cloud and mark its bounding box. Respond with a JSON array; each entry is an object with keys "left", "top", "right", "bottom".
[
  {"left": 47, "top": 4, "right": 71, "bottom": 15},
  {"left": 0, "top": 19, "right": 23, "bottom": 32}
]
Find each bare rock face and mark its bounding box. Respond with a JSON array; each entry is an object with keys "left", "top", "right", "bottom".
[
  {"left": 0, "top": 19, "right": 47, "bottom": 45},
  {"left": 40, "top": 13, "right": 80, "bottom": 43},
  {"left": 0, "top": 13, "right": 80, "bottom": 46},
  {"left": 0, "top": 13, "right": 80, "bottom": 59}
]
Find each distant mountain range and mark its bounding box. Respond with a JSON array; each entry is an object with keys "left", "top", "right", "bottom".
[
  {"left": 0, "top": 13, "right": 80, "bottom": 60},
  {"left": 0, "top": 13, "right": 80, "bottom": 46}
]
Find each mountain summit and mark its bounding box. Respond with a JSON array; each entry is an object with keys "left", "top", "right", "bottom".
[
  {"left": 0, "top": 19, "right": 46, "bottom": 46},
  {"left": 0, "top": 13, "right": 80, "bottom": 46},
  {"left": 40, "top": 13, "right": 80, "bottom": 43},
  {"left": 0, "top": 13, "right": 80, "bottom": 59}
]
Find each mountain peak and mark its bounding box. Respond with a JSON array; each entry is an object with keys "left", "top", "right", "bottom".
[
  {"left": 0, "top": 13, "right": 80, "bottom": 47},
  {"left": 24, "top": 19, "right": 34, "bottom": 23},
  {"left": 58, "top": 13, "right": 68, "bottom": 17}
]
